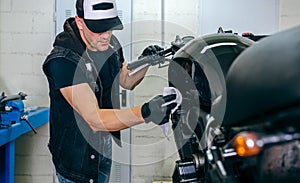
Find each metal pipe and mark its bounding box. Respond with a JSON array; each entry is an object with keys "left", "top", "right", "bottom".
[{"left": 161, "top": 0, "right": 165, "bottom": 47}]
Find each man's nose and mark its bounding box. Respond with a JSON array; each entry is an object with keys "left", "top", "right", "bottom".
[{"left": 98, "top": 31, "right": 110, "bottom": 38}]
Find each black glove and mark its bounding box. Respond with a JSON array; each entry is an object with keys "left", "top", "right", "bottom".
[
  {"left": 140, "top": 45, "right": 164, "bottom": 58},
  {"left": 141, "top": 94, "right": 177, "bottom": 125}
]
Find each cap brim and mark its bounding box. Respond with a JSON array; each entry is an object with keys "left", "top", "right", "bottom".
[{"left": 84, "top": 16, "right": 123, "bottom": 33}]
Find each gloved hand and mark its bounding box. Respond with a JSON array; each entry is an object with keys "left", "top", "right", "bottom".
[
  {"left": 141, "top": 94, "right": 177, "bottom": 125},
  {"left": 140, "top": 45, "right": 164, "bottom": 58}
]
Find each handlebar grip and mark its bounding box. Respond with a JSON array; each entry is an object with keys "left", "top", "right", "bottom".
[
  {"left": 127, "top": 48, "right": 174, "bottom": 71},
  {"left": 127, "top": 56, "right": 151, "bottom": 70}
]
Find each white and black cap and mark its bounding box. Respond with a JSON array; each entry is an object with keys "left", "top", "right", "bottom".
[{"left": 76, "top": 0, "right": 123, "bottom": 33}]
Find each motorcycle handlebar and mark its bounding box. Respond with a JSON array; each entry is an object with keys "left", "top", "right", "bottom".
[
  {"left": 127, "top": 34, "right": 194, "bottom": 74},
  {"left": 127, "top": 47, "right": 173, "bottom": 71},
  {"left": 127, "top": 56, "right": 153, "bottom": 70}
]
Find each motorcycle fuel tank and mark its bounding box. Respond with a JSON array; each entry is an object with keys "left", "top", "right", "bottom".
[{"left": 224, "top": 25, "right": 300, "bottom": 126}]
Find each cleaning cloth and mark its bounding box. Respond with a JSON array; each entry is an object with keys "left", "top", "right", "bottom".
[{"left": 161, "top": 87, "right": 182, "bottom": 140}]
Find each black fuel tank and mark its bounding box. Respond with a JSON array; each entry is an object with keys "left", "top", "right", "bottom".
[{"left": 223, "top": 25, "right": 300, "bottom": 126}]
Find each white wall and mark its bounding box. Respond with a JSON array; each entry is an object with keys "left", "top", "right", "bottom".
[
  {"left": 1, "top": 0, "right": 300, "bottom": 183},
  {"left": 199, "top": 0, "right": 280, "bottom": 35},
  {"left": 0, "top": 0, "right": 54, "bottom": 107},
  {"left": 279, "top": 0, "right": 300, "bottom": 30},
  {"left": 0, "top": 0, "right": 55, "bottom": 182}
]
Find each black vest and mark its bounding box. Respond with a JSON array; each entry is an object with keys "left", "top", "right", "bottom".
[{"left": 43, "top": 39, "right": 122, "bottom": 182}]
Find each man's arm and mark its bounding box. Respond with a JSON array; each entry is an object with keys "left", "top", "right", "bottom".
[
  {"left": 119, "top": 45, "right": 164, "bottom": 90},
  {"left": 60, "top": 83, "right": 144, "bottom": 132},
  {"left": 119, "top": 61, "right": 149, "bottom": 90}
]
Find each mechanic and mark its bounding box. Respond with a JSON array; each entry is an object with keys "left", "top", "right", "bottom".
[{"left": 42, "top": 0, "right": 177, "bottom": 182}]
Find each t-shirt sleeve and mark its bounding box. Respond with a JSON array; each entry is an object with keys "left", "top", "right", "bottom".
[
  {"left": 118, "top": 47, "right": 125, "bottom": 64},
  {"left": 45, "top": 58, "right": 87, "bottom": 90}
]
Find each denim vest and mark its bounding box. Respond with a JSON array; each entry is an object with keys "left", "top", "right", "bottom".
[{"left": 43, "top": 45, "right": 122, "bottom": 182}]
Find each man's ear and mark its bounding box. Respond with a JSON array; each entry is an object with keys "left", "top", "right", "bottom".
[{"left": 75, "top": 16, "right": 84, "bottom": 30}]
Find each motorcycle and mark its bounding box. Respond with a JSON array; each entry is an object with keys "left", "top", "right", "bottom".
[{"left": 128, "top": 25, "right": 300, "bottom": 182}]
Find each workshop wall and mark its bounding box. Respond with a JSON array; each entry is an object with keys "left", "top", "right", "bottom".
[
  {"left": 0, "top": 0, "right": 53, "bottom": 107},
  {"left": 0, "top": 0, "right": 55, "bottom": 182},
  {"left": 279, "top": 0, "right": 300, "bottom": 30},
  {"left": 0, "top": 0, "right": 300, "bottom": 183}
]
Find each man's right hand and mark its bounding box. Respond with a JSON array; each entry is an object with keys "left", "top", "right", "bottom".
[{"left": 141, "top": 94, "right": 177, "bottom": 125}]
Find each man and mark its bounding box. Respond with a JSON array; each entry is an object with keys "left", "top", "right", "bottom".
[{"left": 42, "top": 0, "right": 177, "bottom": 182}]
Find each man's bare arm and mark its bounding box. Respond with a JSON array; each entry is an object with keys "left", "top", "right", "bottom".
[
  {"left": 60, "top": 83, "right": 144, "bottom": 132},
  {"left": 119, "top": 61, "right": 149, "bottom": 90}
]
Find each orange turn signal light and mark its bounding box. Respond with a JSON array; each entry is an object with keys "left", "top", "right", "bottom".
[{"left": 233, "top": 132, "right": 263, "bottom": 157}]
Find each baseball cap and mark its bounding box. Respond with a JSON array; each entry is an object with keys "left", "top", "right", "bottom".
[{"left": 76, "top": 0, "right": 123, "bottom": 33}]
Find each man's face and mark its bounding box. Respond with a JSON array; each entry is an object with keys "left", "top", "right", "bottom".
[{"left": 76, "top": 17, "right": 112, "bottom": 51}]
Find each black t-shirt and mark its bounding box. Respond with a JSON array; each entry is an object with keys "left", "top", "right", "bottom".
[
  {"left": 46, "top": 58, "right": 86, "bottom": 90},
  {"left": 87, "top": 47, "right": 116, "bottom": 108},
  {"left": 46, "top": 47, "right": 123, "bottom": 109}
]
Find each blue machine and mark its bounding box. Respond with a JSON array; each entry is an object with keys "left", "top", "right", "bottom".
[
  {"left": 0, "top": 92, "right": 48, "bottom": 183},
  {"left": 0, "top": 92, "right": 28, "bottom": 129},
  {"left": 1, "top": 100, "right": 24, "bottom": 128}
]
